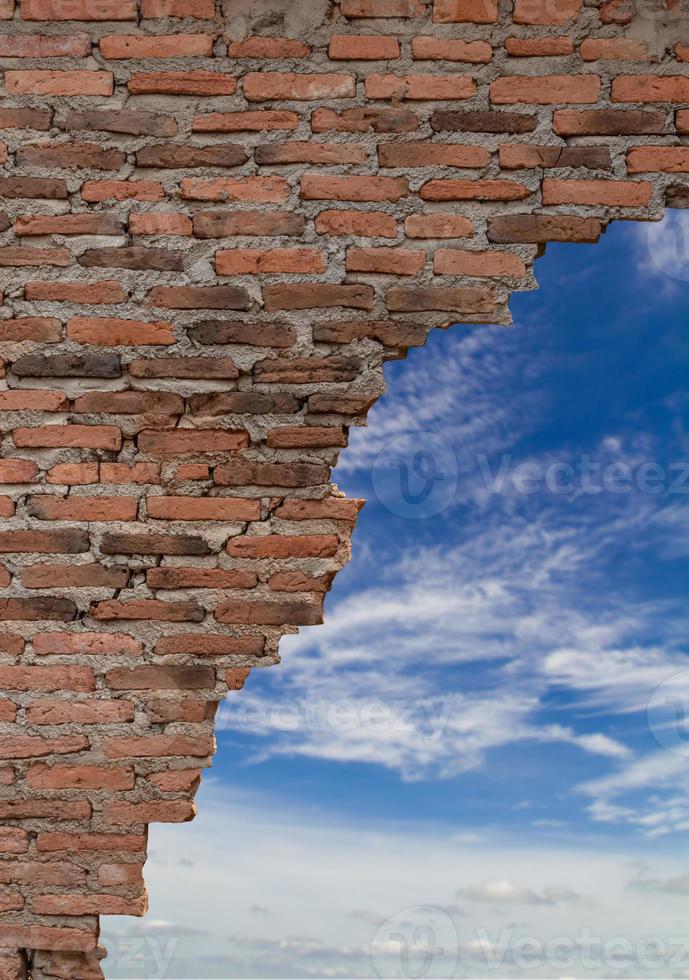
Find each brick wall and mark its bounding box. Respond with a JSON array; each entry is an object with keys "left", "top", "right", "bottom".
[{"left": 0, "top": 0, "right": 686, "bottom": 975}]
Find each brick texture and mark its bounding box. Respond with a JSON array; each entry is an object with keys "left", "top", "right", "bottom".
[{"left": 0, "top": 0, "right": 685, "bottom": 975}]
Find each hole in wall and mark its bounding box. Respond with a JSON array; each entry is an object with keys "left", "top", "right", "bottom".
[{"left": 222, "top": 0, "right": 333, "bottom": 40}]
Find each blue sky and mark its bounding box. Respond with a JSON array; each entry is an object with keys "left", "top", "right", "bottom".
[{"left": 104, "top": 214, "right": 689, "bottom": 978}]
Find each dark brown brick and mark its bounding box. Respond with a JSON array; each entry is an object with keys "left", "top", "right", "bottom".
[
  {"left": 12, "top": 353, "right": 121, "bottom": 378},
  {"left": 78, "top": 248, "right": 185, "bottom": 272},
  {"left": 431, "top": 110, "right": 538, "bottom": 132}
]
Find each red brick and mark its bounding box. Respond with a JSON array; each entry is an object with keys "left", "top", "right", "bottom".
[
  {"left": 143, "top": 0, "right": 214, "bottom": 14},
  {"left": 513, "top": 0, "right": 581, "bottom": 23},
  {"left": 97, "top": 862, "right": 144, "bottom": 885},
  {"left": 311, "top": 106, "right": 418, "bottom": 133},
  {"left": 129, "top": 71, "right": 237, "bottom": 95},
  {"left": 433, "top": 248, "right": 527, "bottom": 276},
  {"left": 13, "top": 425, "right": 121, "bottom": 451},
  {"left": 25, "top": 280, "right": 127, "bottom": 304},
  {"left": 255, "top": 142, "right": 367, "bottom": 165},
  {"left": 491, "top": 74, "right": 600, "bottom": 103},
  {"left": 216, "top": 248, "right": 325, "bottom": 275},
  {"left": 433, "top": 0, "right": 498, "bottom": 22},
  {"left": 91, "top": 599, "right": 204, "bottom": 621},
  {"left": 421, "top": 178, "right": 531, "bottom": 201},
  {"left": 542, "top": 177, "right": 652, "bottom": 206},
  {"left": 0, "top": 33, "right": 91, "bottom": 56},
  {"left": 193, "top": 110, "right": 298, "bottom": 132},
  {"left": 27, "top": 495, "right": 138, "bottom": 522},
  {"left": 411, "top": 36, "right": 492, "bottom": 61},
  {"left": 0, "top": 926, "right": 95, "bottom": 953},
  {"left": 46, "top": 463, "right": 99, "bottom": 485},
  {"left": 0, "top": 389, "right": 67, "bottom": 411},
  {"left": 487, "top": 214, "right": 603, "bottom": 243},
  {"left": 148, "top": 769, "right": 202, "bottom": 790},
  {"left": 505, "top": 36, "right": 573, "bottom": 56},
  {"left": 227, "top": 36, "right": 310, "bottom": 58},
  {"left": 101, "top": 33, "right": 213, "bottom": 58},
  {"left": 27, "top": 700, "right": 134, "bottom": 724},
  {"left": 329, "top": 35, "right": 400, "bottom": 59},
  {"left": 67, "top": 316, "right": 175, "bottom": 346},
  {"left": 378, "top": 143, "right": 489, "bottom": 167},
  {"left": 130, "top": 213, "right": 193, "bottom": 236},
  {"left": 128, "top": 357, "right": 238, "bottom": 379},
  {"left": 139, "top": 430, "right": 248, "bottom": 453},
  {"left": 181, "top": 176, "right": 290, "bottom": 202},
  {"left": 580, "top": 37, "right": 646, "bottom": 60},
  {"left": 244, "top": 72, "right": 355, "bottom": 101},
  {"left": 101, "top": 462, "right": 161, "bottom": 483},
  {"left": 16, "top": 142, "right": 125, "bottom": 171},
  {"left": 0, "top": 530, "right": 89, "bottom": 554},
  {"left": 82, "top": 179, "right": 164, "bottom": 202},
  {"left": 553, "top": 108, "right": 665, "bottom": 135},
  {"left": 611, "top": 76, "right": 689, "bottom": 102},
  {"left": 21, "top": 0, "right": 135, "bottom": 17},
  {"left": 346, "top": 246, "right": 426, "bottom": 275},
  {"left": 0, "top": 247, "right": 70, "bottom": 267},
  {"left": 366, "top": 73, "right": 476, "bottom": 99},
  {"left": 148, "top": 567, "right": 256, "bottom": 589},
  {"left": 21, "top": 563, "right": 128, "bottom": 588},
  {"left": 33, "top": 632, "right": 142, "bottom": 655},
  {"left": 0, "top": 460, "right": 38, "bottom": 483},
  {"left": 386, "top": 284, "right": 493, "bottom": 313},
  {"left": 301, "top": 174, "right": 408, "bottom": 201},
  {"left": 6, "top": 70, "right": 113, "bottom": 97},
  {"left": 0, "top": 666, "right": 94, "bottom": 691},
  {"left": 15, "top": 214, "right": 122, "bottom": 236},
  {"left": 105, "top": 801, "right": 195, "bottom": 825},
  {"left": 263, "top": 284, "right": 374, "bottom": 311},
  {"left": 627, "top": 147, "right": 689, "bottom": 173},
  {"left": 32, "top": 894, "right": 147, "bottom": 916},
  {"left": 315, "top": 210, "right": 397, "bottom": 238},
  {"left": 405, "top": 213, "right": 473, "bottom": 238},
  {"left": 74, "top": 391, "right": 183, "bottom": 414},
  {"left": 0, "top": 736, "right": 88, "bottom": 759},
  {"left": 104, "top": 735, "right": 213, "bottom": 758},
  {"left": 0, "top": 830, "right": 29, "bottom": 854},
  {"left": 37, "top": 832, "right": 146, "bottom": 852},
  {"left": 270, "top": 571, "right": 333, "bottom": 592},
  {"left": 28, "top": 765, "right": 134, "bottom": 790},
  {"left": 155, "top": 634, "right": 263, "bottom": 655},
  {"left": 228, "top": 534, "right": 339, "bottom": 558},
  {"left": 216, "top": 598, "right": 323, "bottom": 626}
]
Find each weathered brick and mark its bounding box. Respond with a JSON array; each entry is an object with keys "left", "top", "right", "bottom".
[
  {"left": 82, "top": 179, "right": 164, "bottom": 202},
  {"left": 611, "top": 76, "right": 689, "bottom": 102},
  {"left": 46, "top": 463, "right": 99, "bottom": 485},
  {"left": 25, "top": 279, "right": 126, "bottom": 303},
  {"left": 405, "top": 213, "right": 472, "bottom": 238},
  {"left": 147, "top": 567, "right": 256, "bottom": 589},
  {"left": 421, "top": 178, "right": 531, "bottom": 201},
  {"left": 513, "top": 0, "right": 581, "bottom": 23},
  {"left": 16, "top": 143, "right": 125, "bottom": 171},
  {"left": 0, "top": 33, "right": 91, "bottom": 56},
  {"left": 542, "top": 177, "right": 652, "bottom": 206},
  {"left": 342, "top": 0, "right": 426, "bottom": 14},
  {"left": 378, "top": 143, "right": 489, "bottom": 167},
  {"left": 0, "top": 108, "right": 52, "bottom": 130},
  {"left": 6, "top": 70, "right": 114, "bottom": 97},
  {"left": 0, "top": 389, "right": 68, "bottom": 413},
  {"left": 92, "top": 599, "right": 204, "bottom": 622},
  {"left": 346, "top": 246, "right": 426, "bottom": 275},
  {"left": 130, "top": 213, "right": 193, "bottom": 236},
  {"left": 366, "top": 74, "right": 476, "bottom": 99},
  {"left": 155, "top": 634, "right": 263, "bottom": 655},
  {"left": 0, "top": 460, "right": 38, "bottom": 483},
  {"left": 67, "top": 316, "right": 175, "bottom": 346},
  {"left": 0, "top": 318, "right": 62, "bottom": 343},
  {"left": 253, "top": 355, "right": 360, "bottom": 383},
  {"left": 143, "top": 0, "right": 214, "bottom": 14},
  {"left": 0, "top": 736, "right": 88, "bottom": 759},
  {"left": 553, "top": 108, "right": 665, "bottom": 135},
  {"left": 21, "top": 0, "right": 136, "bottom": 18},
  {"left": 181, "top": 176, "right": 290, "bottom": 203},
  {"left": 499, "top": 143, "right": 611, "bottom": 170},
  {"left": 433, "top": 0, "right": 497, "bottom": 21},
  {"left": 0, "top": 665, "right": 94, "bottom": 689},
  {"left": 21, "top": 563, "right": 128, "bottom": 589},
  {"left": 193, "top": 110, "right": 298, "bottom": 132},
  {"left": 193, "top": 210, "right": 305, "bottom": 238},
  {"left": 245, "top": 72, "right": 356, "bottom": 101},
  {"left": 487, "top": 213, "right": 602, "bottom": 243},
  {"left": 411, "top": 36, "right": 492, "bottom": 60},
  {"left": 216, "top": 599, "right": 323, "bottom": 626},
  {"left": 214, "top": 459, "right": 329, "bottom": 487},
  {"left": 216, "top": 248, "right": 325, "bottom": 275},
  {"left": 136, "top": 144, "right": 248, "bottom": 169},
  {"left": 432, "top": 109, "right": 537, "bottom": 132},
  {"left": 129, "top": 71, "right": 236, "bottom": 95},
  {"left": 263, "top": 284, "right": 374, "bottom": 311},
  {"left": 0, "top": 246, "right": 70, "bottom": 267},
  {"left": 37, "top": 832, "right": 145, "bottom": 852},
  {"left": 189, "top": 391, "right": 298, "bottom": 415},
  {"left": 315, "top": 209, "right": 397, "bottom": 238},
  {"left": 139, "top": 430, "right": 248, "bottom": 454},
  {"left": 128, "top": 356, "right": 238, "bottom": 379},
  {"left": 100, "top": 533, "right": 210, "bottom": 556},
  {"left": 100, "top": 33, "right": 213, "bottom": 58},
  {"left": 33, "top": 632, "right": 142, "bottom": 655},
  {"left": 13, "top": 425, "right": 122, "bottom": 451},
  {"left": 104, "top": 735, "right": 213, "bottom": 758},
  {"left": 0, "top": 925, "right": 95, "bottom": 953},
  {"left": 146, "top": 285, "right": 251, "bottom": 310},
  {"left": 434, "top": 248, "right": 527, "bottom": 276},
  {"left": 386, "top": 285, "right": 493, "bottom": 313},
  {"left": 313, "top": 320, "right": 427, "bottom": 346},
  {"left": 12, "top": 352, "right": 121, "bottom": 378},
  {"left": 580, "top": 37, "right": 646, "bottom": 60},
  {"left": 312, "top": 106, "right": 418, "bottom": 133},
  {"left": 100, "top": 462, "right": 161, "bottom": 483},
  {"left": 66, "top": 108, "right": 177, "bottom": 137},
  {"left": 15, "top": 214, "right": 123, "bottom": 235},
  {"left": 28, "top": 765, "right": 134, "bottom": 790},
  {"left": 505, "top": 36, "right": 573, "bottom": 56},
  {"left": 304, "top": 174, "right": 408, "bottom": 203},
  {"left": 73, "top": 391, "right": 183, "bottom": 414},
  {"left": 255, "top": 142, "right": 368, "bottom": 165},
  {"left": 329, "top": 35, "right": 401, "bottom": 59},
  {"left": 32, "top": 895, "right": 146, "bottom": 916},
  {"left": 227, "top": 36, "right": 310, "bottom": 57},
  {"left": 106, "top": 665, "right": 214, "bottom": 690},
  {"left": 27, "top": 700, "right": 134, "bottom": 724},
  {"left": 491, "top": 75, "right": 601, "bottom": 104},
  {"left": 228, "top": 534, "right": 339, "bottom": 558},
  {"left": 0, "top": 530, "right": 89, "bottom": 554},
  {"left": 27, "top": 495, "right": 137, "bottom": 522},
  {"left": 274, "top": 498, "right": 364, "bottom": 522},
  {"left": 79, "top": 247, "right": 184, "bottom": 272}
]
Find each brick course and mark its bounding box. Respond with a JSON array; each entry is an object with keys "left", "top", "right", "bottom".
[{"left": 0, "top": 0, "right": 686, "bottom": 975}]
